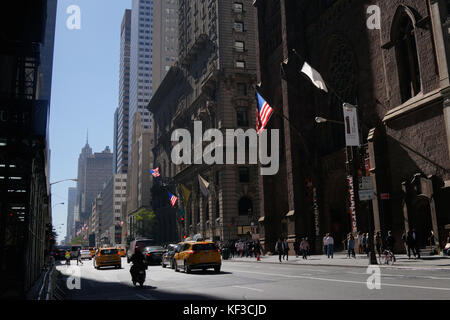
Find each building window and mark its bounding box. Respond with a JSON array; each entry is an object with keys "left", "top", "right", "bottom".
[
  {"left": 393, "top": 10, "right": 421, "bottom": 103},
  {"left": 233, "top": 2, "right": 243, "bottom": 13},
  {"left": 236, "top": 61, "right": 245, "bottom": 69},
  {"left": 237, "top": 83, "right": 247, "bottom": 96},
  {"left": 239, "top": 167, "right": 250, "bottom": 183},
  {"left": 238, "top": 196, "right": 252, "bottom": 216},
  {"left": 234, "top": 22, "right": 244, "bottom": 32},
  {"left": 236, "top": 108, "right": 249, "bottom": 127},
  {"left": 235, "top": 41, "right": 245, "bottom": 52}
]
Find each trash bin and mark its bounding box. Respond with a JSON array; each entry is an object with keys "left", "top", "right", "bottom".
[{"left": 221, "top": 248, "right": 229, "bottom": 260}]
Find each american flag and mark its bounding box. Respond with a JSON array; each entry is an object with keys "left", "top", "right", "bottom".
[
  {"left": 149, "top": 167, "right": 160, "bottom": 177},
  {"left": 256, "top": 90, "right": 274, "bottom": 135},
  {"left": 168, "top": 191, "right": 178, "bottom": 207}
]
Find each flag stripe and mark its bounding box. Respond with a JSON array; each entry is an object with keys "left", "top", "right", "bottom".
[{"left": 256, "top": 91, "right": 274, "bottom": 135}]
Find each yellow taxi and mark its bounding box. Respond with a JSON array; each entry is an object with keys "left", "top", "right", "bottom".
[
  {"left": 117, "top": 247, "right": 126, "bottom": 257},
  {"left": 88, "top": 247, "right": 97, "bottom": 257},
  {"left": 93, "top": 247, "right": 121, "bottom": 269},
  {"left": 173, "top": 240, "right": 221, "bottom": 273}
]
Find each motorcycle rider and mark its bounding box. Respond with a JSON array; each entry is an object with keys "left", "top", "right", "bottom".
[{"left": 130, "top": 247, "right": 146, "bottom": 284}]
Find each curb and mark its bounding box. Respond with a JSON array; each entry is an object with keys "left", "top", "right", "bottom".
[{"left": 223, "top": 258, "right": 450, "bottom": 270}]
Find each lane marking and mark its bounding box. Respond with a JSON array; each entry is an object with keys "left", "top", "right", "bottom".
[
  {"left": 232, "top": 286, "right": 264, "bottom": 292},
  {"left": 230, "top": 269, "right": 450, "bottom": 292}
]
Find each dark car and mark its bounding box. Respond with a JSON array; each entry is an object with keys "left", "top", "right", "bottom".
[
  {"left": 54, "top": 248, "right": 67, "bottom": 261},
  {"left": 142, "top": 246, "right": 167, "bottom": 265},
  {"left": 127, "top": 238, "right": 157, "bottom": 263},
  {"left": 161, "top": 244, "right": 179, "bottom": 269}
]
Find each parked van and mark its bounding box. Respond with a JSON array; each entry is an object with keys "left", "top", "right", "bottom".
[{"left": 127, "top": 238, "right": 157, "bottom": 263}]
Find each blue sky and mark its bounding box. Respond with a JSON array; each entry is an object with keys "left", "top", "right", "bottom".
[{"left": 50, "top": 0, "right": 131, "bottom": 242}]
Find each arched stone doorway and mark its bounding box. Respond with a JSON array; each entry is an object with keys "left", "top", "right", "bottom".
[{"left": 409, "top": 196, "right": 432, "bottom": 248}]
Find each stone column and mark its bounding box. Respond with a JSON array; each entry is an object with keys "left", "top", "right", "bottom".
[
  {"left": 367, "top": 128, "right": 381, "bottom": 232},
  {"left": 429, "top": 0, "right": 450, "bottom": 159}
]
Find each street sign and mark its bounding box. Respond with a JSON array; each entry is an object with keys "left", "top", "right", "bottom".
[
  {"left": 359, "top": 177, "right": 373, "bottom": 190},
  {"left": 358, "top": 189, "right": 374, "bottom": 201}
]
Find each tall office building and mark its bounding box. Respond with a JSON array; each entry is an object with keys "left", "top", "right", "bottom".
[
  {"left": 66, "top": 187, "right": 77, "bottom": 242},
  {"left": 75, "top": 137, "right": 93, "bottom": 221},
  {"left": 129, "top": 0, "right": 154, "bottom": 156},
  {"left": 75, "top": 141, "right": 113, "bottom": 223},
  {"left": 152, "top": 0, "right": 178, "bottom": 91},
  {"left": 82, "top": 147, "right": 113, "bottom": 221},
  {"left": 115, "top": 9, "right": 132, "bottom": 175}
]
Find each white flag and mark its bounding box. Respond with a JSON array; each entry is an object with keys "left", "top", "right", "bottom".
[
  {"left": 198, "top": 174, "right": 209, "bottom": 197},
  {"left": 301, "top": 61, "right": 328, "bottom": 92}
]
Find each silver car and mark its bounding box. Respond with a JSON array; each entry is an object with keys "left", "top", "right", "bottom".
[{"left": 80, "top": 249, "right": 92, "bottom": 260}]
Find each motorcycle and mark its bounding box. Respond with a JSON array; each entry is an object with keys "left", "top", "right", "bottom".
[{"left": 130, "top": 264, "right": 146, "bottom": 287}]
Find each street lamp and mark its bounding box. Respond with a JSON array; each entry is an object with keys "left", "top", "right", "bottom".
[
  {"left": 315, "top": 116, "right": 344, "bottom": 125},
  {"left": 50, "top": 178, "right": 77, "bottom": 186},
  {"left": 315, "top": 115, "right": 378, "bottom": 265}
]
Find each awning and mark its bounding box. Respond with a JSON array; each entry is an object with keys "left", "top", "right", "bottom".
[{"left": 286, "top": 210, "right": 295, "bottom": 217}]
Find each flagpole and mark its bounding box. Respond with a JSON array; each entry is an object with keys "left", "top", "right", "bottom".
[
  {"left": 291, "top": 49, "right": 348, "bottom": 106},
  {"left": 255, "top": 87, "right": 313, "bottom": 162}
]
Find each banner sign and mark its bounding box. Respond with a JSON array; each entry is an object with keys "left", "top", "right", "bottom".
[
  {"left": 347, "top": 175, "right": 358, "bottom": 233},
  {"left": 343, "top": 103, "right": 360, "bottom": 147}
]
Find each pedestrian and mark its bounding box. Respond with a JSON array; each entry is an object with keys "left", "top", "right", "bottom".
[
  {"left": 428, "top": 230, "right": 436, "bottom": 254},
  {"left": 76, "top": 248, "right": 83, "bottom": 265},
  {"left": 300, "top": 238, "right": 309, "bottom": 260},
  {"left": 410, "top": 229, "right": 421, "bottom": 258},
  {"left": 385, "top": 230, "right": 396, "bottom": 262},
  {"left": 326, "top": 233, "right": 334, "bottom": 259},
  {"left": 362, "top": 233, "right": 368, "bottom": 255},
  {"left": 275, "top": 238, "right": 283, "bottom": 262},
  {"left": 322, "top": 234, "right": 327, "bottom": 256},
  {"left": 357, "top": 232, "right": 363, "bottom": 254},
  {"left": 305, "top": 237, "right": 311, "bottom": 257},
  {"left": 254, "top": 240, "right": 262, "bottom": 261},
  {"left": 283, "top": 239, "right": 289, "bottom": 261},
  {"left": 401, "top": 230, "right": 408, "bottom": 255},
  {"left": 293, "top": 238, "right": 300, "bottom": 258},
  {"left": 375, "top": 231, "right": 383, "bottom": 258},
  {"left": 65, "top": 250, "right": 71, "bottom": 266},
  {"left": 347, "top": 234, "right": 355, "bottom": 258}
]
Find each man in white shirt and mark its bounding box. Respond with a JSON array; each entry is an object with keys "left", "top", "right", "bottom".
[{"left": 326, "top": 233, "right": 334, "bottom": 258}]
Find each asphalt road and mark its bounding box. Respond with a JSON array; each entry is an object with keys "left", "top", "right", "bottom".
[{"left": 55, "top": 258, "right": 450, "bottom": 300}]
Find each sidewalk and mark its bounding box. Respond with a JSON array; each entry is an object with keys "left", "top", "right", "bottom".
[{"left": 225, "top": 252, "right": 450, "bottom": 270}]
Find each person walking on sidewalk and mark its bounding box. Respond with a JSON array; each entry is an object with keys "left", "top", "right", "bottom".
[
  {"left": 375, "top": 231, "right": 383, "bottom": 259},
  {"left": 347, "top": 234, "right": 356, "bottom": 258},
  {"left": 254, "top": 240, "right": 262, "bottom": 261},
  {"left": 293, "top": 238, "right": 300, "bottom": 258},
  {"left": 322, "top": 235, "right": 328, "bottom": 256},
  {"left": 275, "top": 238, "right": 283, "bottom": 262},
  {"left": 407, "top": 230, "right": 421, "bottom": 259},
  {"left": 300, "top": 238, "right": 310, "bottom": 260},
  {"left": 402, "top": 230, "right": 408, "bottom": 255},
  {"left": 76, "top": 248, "right": 83, "bottom": 265},
  {"left": 283, "top": 239, "right": 289, "bottom": 261},
  {"left": 385, "top": 230, "right": 396, "bottom": 262},
  {"left": 326, "top": 233, "right": 334, "bottom": 258}
]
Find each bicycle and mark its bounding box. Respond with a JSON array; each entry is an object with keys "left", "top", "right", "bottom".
[{"left": 380, "top": 249, "right": 395, "bottom": 265}]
